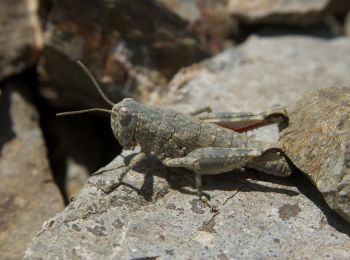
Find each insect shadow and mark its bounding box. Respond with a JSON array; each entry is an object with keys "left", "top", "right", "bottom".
[
  {"left": 115, "top": 152, "right": 350, "bottom": 236},
  {"left": 116, "top": 152, "right": 298, "bottom": 202},
  {"left": 0, "top": 84, "right": 19, "bottom": 151}
]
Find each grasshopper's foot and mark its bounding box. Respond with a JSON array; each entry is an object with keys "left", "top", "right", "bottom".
[
  {"left": 88, "top": 166, "right": 124, "bottom": 190},
  {"left": 190, "top": 106, "right": 212, "bottom": 116},
  {"left": 95, "top": 153, "right": 147, "bottom": 194},
  {"left": 200, "top": 195, "right": 218, "bottom": 212},
  {"left": 100, "top": 180, "right": 122, "bottom": 194}
]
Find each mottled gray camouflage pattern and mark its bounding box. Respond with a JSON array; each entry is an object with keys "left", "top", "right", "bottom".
[{"left": 110, "top": 98, "right": 292, "bottom": 183}]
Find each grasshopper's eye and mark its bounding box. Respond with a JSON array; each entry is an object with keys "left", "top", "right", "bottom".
[{"left": 120, "top": 106, "right": 131, "bottom": 126}]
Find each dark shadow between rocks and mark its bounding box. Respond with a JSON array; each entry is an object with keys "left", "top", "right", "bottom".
[
  {"left": 236, "top": 21, "right": 343, "bottom": 45},
  {"left": 40, "top": 47, "right": 124, "bottom": 108},
  {"left": 255, "top": 23, "right": 342, "bottom": 39},
  {"left": 0, "top": 69, "right": 40, "bottom": 151},
  {"left": 26, "top": 59, "right": 123, "bottom": 203},
  {"left": 46, "top": 113, "right": 122, "bottom": 203},
  {"left": 0, "top": 83, "right": 16, "bottom": 151}
]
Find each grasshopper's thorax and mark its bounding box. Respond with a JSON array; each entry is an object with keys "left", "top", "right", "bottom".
[{"left": 111, "top": 98, "right": 141, "bottom": 149}]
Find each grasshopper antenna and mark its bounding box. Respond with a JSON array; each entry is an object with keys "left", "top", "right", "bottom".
[
  {"left": 56, "top": 61, "right": 117, "bottom": 117},
  {"left": 57, "top": 108, "right": 118, "bottom": 117},
  {"left": 76, "top": 60, "right": 115, "bottom": 106}
]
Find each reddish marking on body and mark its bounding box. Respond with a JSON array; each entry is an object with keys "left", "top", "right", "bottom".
[{"left": 218, "top": 121, "right": 270, "bottom": 133}]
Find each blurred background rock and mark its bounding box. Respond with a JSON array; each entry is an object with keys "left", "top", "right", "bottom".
[{"left": 1, "top": 0, "right": 350, "bottom": 258}]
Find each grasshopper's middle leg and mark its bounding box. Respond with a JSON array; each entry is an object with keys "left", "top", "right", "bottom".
[{"left": 196, "top": 106, "right": 287, "bottom": 133}]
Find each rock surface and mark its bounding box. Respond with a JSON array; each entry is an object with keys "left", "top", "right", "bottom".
[
  {"left": 0, "top": 80, "right": 64, "bottom": 259},
  {"left": 26, "top": 36, "right": 350, "bottom": 259},
  {"left": 279, "top": 87, "right": 350, "bottom": 223},
  {"left": 38, "top": 0, "right": 206, "bottom": 108},
  {"left": 0, "top": 0, "right": 43, "bottom": 80},
  {"left": 228, "top": 0, "right": 350, "bottom": 25}
]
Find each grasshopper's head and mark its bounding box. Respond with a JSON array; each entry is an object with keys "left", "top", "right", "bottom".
[
  {"left": 111, "top": 98, "right": 141, "bottom": 149},
  {"left": 56, "top": 61, "right": 140, "bottom": 150}
]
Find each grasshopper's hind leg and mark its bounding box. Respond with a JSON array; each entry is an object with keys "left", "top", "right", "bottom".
[
  {"left": 197, "top": 106, "right": 287, "bottom": 133},
  {"left": 164, "top": 147, "right": 263, "bottom": 211}
]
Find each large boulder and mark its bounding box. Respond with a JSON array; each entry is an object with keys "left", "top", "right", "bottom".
[{"left": 279, "top": 87, "right": 350, "bottom": 223}]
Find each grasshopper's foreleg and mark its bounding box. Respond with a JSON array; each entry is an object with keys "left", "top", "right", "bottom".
[
  {"left": 164, "top": 147, "right": 262, "bottom": 208},
  {"left": 189, "top": 106, "right": 212, "bottom": 116},
  {"left": 100, "top": 153, "right": 146, "bottom": 193},
  {"left": 197, "top": 106, "right": 287, "bottom": 133}
]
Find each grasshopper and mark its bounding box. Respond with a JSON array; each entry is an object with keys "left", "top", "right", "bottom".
[{"left": 58, "top": 62, "right": 293, "bottom": 209}]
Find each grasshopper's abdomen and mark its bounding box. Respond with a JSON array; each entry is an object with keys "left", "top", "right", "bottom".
[
  {"left": 171, "top": 110, "right": 265, "bottom": 153},
  {"left": 134, "top": 105, "right": 265, "bottom": 156}
]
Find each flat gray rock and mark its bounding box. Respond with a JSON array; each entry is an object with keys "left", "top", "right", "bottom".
[{"left": 26, "top": 36, "right": 350, "bottom": 259}]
